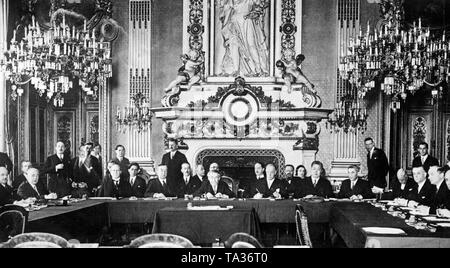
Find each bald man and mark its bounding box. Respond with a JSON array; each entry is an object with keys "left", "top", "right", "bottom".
[
  {"left": 251, "top": 164, "right": 288, "bottom": 199},
  {"left": 0, "top": 167, "right": 14, "bottom": 206},
  {"left": 390, "top": 168, "right": 417, "bottom": 200}
]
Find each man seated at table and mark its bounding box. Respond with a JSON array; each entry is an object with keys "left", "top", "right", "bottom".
[
  {"left": 240, "top": 162, "right": 265, "bottom": 198},
  {"left": 193, "top": 164, "right": 206, "bottom": 182},
  {"left": 251, "top": 164, "right": 287, "bottom": 199},
  {"left": 13, "top": 160, "right": 32, "bottom": 195},
  {"left": 421, "top": 166, "right": 450, "bottom": 214},
  {"left": 283, "top": 164, "right": 303, "bottom": 199},
  {"left": 178, "top": 163, "right": 202, "bottom": 198},
  {"left": 145, "top": 165, "right": 175, "bottom": 198},
  {"left": 436, "top": 168, "right": 450, "bottom": 218},
  {"left": 128, "top": 163, "right": 147, "bottom": 198},
  {"left": 396, "top": 166, "right": 436, "bottom": 207},
  {"left": 389, "top": 168, "right": 417, "bottom": 200},
  {"left": 71, "top": 145, "right": 101, "bottom": 197},
  {"left": 0, "top": 166, "right": 14, "bottom": 206},
  {"left": 301, "top": 161, "right": 334, "bottom": 198},
  {"left": 195, "top": 171, "right": 235, "bottom": 199},
  {"left": 98, "top": 163, "right": 132, "bottom": 198},
  {"left": 338, "top": 165, "right": 373, "bottom": 200},
  {"left": 17, "top": 168, "right": 57, "bottom": 200}
]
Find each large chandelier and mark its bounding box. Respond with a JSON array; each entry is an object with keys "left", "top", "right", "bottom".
[
  {"left": 327, "top": 96, "right": 368, "bottom": 134},
  {"left": 1, "top": 15, "right": 112, "bottom": 107},
  {"left": 339, "top": 0, "right": 449, "bottom": 110},
  {"left": 116, "top": 93, "right": 152, "bottom": 133}
]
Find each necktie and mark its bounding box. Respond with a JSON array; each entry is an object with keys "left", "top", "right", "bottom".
[
  {"left": 351, "top": 181, "right": 355, "bottom": 190},
  {"left": 33, "top": 185, "right": 40, "bottom": 196},
  {"left": 185, "top": 177, "right": 189, "bottom": 185},
  {"left": 130, "top": 178, "right": 135, "bottom": 186},
  {"left": 162, "top": 181, "right": 167, "bottom": 190},
  {"left": 313, "top": 179, "right": 318, "bottom": 187}
]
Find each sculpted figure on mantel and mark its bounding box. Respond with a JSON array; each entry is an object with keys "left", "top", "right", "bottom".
[
  {"left": 218, "top": 0, "right": 270, "bottom": 77},
  {"left": 163, "top": 49, "right": 204, "bottom": 95},
  {"left": 276, "top": 49, "right": 316, "bottom": 94}
]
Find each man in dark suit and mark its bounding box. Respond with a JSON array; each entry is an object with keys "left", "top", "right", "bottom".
[
  {"left": 178, "top": 163, "right": 202, "bottom": 197},
  {"left": 17, "top": 168, "right": 56, "bottom": 200},
  {"left": 389, "top": 168, "right": 417, "bottom": 200},
  {"left": 250, "top": 164, "right": 287, "bottom": 199},
  {"left": 240, "top": 162, "right": 265, "bottom": 198},
  {"left": 145, "top": 165, "right": 175, "bottom": 198},
  {"left": 428, "top": 166, "right": 450, "bottom": 213},
  {"left": 283, "top": 164, "right": 303, "bottom": 199},
  {"left": 192, "top": 164, "right": 206, "bottom": 182},
  {"left": 161, "top": 139, "right": 188, "bottom": 196},
  {"left": 301, "top": 161, "right": 333, "bottom": 198},
  {"left": 195, "top": 170, "right": 235, "bottom": 198},
  {"left": 111, "top": 145, "right": 131, "bottom": 179},
  {"left": 45, "top": 141, "right": 72, "bottom": 198},
  {"left": 71, "top": 145, "right": 101, "bottom": 197},
  {"left": 404, "top": 166, "right": 436, "bottom": 207},
  {"left": 0, "top": 152, "right": 13, "bottom": 174},
  {"left": 98, "top": 164, "right": 132, "bottom": 198},
  {"left": 86, "top": 142, "right": 103, "bottom": 178},
  {"left": 128, "top": 163, "right": 147, "bottom": 198},
  {"left": 365, "top": 137, "right": 389, "bottom": 190},
  {"left": 12, "top": 161, "right": 32, "bottom": 193},
  {"left": 0, "top": 167, "right": 14, "bottom": 206},
  {"left": 338, "top": 165, "right": 373, "bottom": 200},
  {"left": 412, "top": 142, "right": 440, "bottom": 172}
]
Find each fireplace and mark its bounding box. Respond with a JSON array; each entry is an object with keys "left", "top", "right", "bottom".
[{"left": 196, "top": 149, "right": 285, "bottom": 183}]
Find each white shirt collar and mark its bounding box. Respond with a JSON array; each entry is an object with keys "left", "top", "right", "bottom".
[
  {"left": 370, "top": 147, "right": 375, "bottom": 158},
  {"left": 418, "top": 180, "right": 426, "bottom": 192},
  {"left": 267, "top": 178, "right": 275, "bottom": 188},
  {"left": 436, "top": 180, "right": 444, "bottom": 192}
]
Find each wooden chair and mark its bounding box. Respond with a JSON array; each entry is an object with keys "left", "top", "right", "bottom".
[
  {"left": 221, "top": 176, "right": 238, "bottom": 196},
  {"left": 295, "top": 205, "right": 313, "bottom": 248},
  {"left": 128, "top": 233, "right": 194, "bottom": 248},
  {"left": 0, "top": 205, "right": 28, "bottom": 243},
  {"left": 224, "top": 232, "right": 263, "bottom": 248},
  {"left": 0, "top": 233, "right": 70, "bottom": 248}
]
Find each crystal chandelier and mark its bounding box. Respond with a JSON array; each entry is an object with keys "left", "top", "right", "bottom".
[
  {"left": 116, "top": 93, "right": 152, "bottom": 133},
  {"left": 327, "top": 95, "right": 368, "bottom": 134},
  {"left": 339, "top": 0, "right": 450, "bottom": 110},
  {"left": 1, "top": 15, "right": 112, "bottom": 107}
]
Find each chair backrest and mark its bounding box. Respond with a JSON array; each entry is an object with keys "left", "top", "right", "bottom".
[
  {"left": 232, "top": 241, "right": 256, "bottom": 248},
  {"left": 224, "top": 232, "right": 263, "bottom": 248},
  {"left": 221, "top": 176, "right": 238, "bottom": 195},
  {"left": 0, "top": 205, "right": 29, "bottom": 243},
  {"left": 0, "top": 232, "right": 70, "bottom": 248},
  {"left": 295, "top": 206, "right": 313, "bottom": 248},
  {"left": 129, "top": 234, "right": 194, "bottom": 248},
  {"left": 14, "top": 241, "right": 62, "bottom": 248},
  {"left": 295, "top": 206, "right": 312, "bottom": 248}
]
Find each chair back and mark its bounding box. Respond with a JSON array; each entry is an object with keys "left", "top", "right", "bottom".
[
  {"left": 295, "top": 206, "right": 313, "bottom": 248},
  {"left": 0, "top": 232, "right": 70, "bottom": 248},
  {"left": 221, "top": 176, "right": 238, "bottom": 196},
  {"left": 129, "top": 233, "right": 194, "bottom": 248},
  {"left": 0, "top": 205, "right": 28, "bottom": 243},
  {"left": 231, "top": 241, "right": 256, "bottom": 248},
  {"left": 224, "top": 232, "right": 263, "bottom": 248}
]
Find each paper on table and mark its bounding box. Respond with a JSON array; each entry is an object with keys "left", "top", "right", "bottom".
[
  {"left": 362, "top": 227, "right": 407, "bottom": 235},
  {"left": 187, "top": 206, "right": 233, "bottom": 211},
  {"left": 422, "top": 216, "right": 450, "bottom": 223},
  {"left": 89, "top": 197, "right": 116, "bottom": 201},
  {"left": 437, "top": 223, "right": 450, "bottom": 228}
]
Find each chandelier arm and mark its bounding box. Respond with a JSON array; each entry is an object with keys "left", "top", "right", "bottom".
[{"left": 423, "top": 79, "right": 444, "bottom": 88}]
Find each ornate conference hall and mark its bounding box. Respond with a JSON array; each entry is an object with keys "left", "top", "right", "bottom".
[{"left": 0, "top": 0, "right": 450, "bottom": 249}]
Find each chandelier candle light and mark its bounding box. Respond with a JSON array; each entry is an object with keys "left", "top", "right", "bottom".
[
  {"left": 1, "top": 15, "right": 113, "bottom": 107},
  {"left": 339, "top": 0, "right": 450, "bottom": 111},
  {"left": 116, "top": 93, "right": 152, "bottom": 133}
]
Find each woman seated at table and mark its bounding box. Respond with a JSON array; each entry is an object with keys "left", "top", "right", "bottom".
[
  {"left": 17, "top": 168, "right": 57, "bottom": 200},
  {"left": 338, "top": 165, "right": 374, "bottom": 200},
  {"left": 98, "top": 163, "right": 132, "bottom": 198},
  {"left": 194, "top": 171, "right": 235, "bottom": 199}
]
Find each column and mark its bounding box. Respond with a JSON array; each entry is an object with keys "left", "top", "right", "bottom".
[{"left": 0, "top": 0, "right": 8, "bottom": 152}]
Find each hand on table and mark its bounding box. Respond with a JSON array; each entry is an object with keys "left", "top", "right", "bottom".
[
  {"left": 394, "top": 198, "right": 409, "bottom": 207},
  {"left": 417, "top": 205, "right": 430, "bottom": 215},
  {"left": 273, "top": 189, "right": 282, "bottom": 199},
  {"left": 153, "top": 193, "right": 166, "bottom": 199},
  {"left": 253, "top": 193, "right": 264, "bottom": 199},
  {"left": 350, "top": 195, "right": 363, "bottom": 201},
  {"left": 205, "top": 193, "right": 215, "bottom": 199},
  {"left": 45, "top": 193, "right": 58, "bottom": 200},
  {"left": 56, "top": 164, "right": 64, "bottom": 171},
  {"left": 437, "top": 209, "right": 450, "bottom": 218}
]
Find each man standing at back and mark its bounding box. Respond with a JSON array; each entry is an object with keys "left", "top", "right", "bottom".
[
  {"left": 365, "top": 137, "right": 389, "bottom": 191},
  {"left": 161, "top": 139, "right": 188, "bottom": 196},
  {"left": 111, "top": 145, "right": 131, "bottom": 179},
  {"left": 412, "top": 142, "right": 439, "bottom": 172},
  {"left": 45, "top": 141, "right": 72, "bottom": 198},
  {"left": 0, "top": 151, "right": 13, "bottom": 174}
]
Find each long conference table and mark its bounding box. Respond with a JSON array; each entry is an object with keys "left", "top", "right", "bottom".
[{"left": 27, "top": 199, "right": 450, "bottom": 248}]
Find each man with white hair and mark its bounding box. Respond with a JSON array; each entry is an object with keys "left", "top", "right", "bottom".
[
  {"left": 251, "top": 164, "right": 287, "bottom": 199},
  {"left": 145, "top": 165, "right": 175, "bottom": 198},
  {"left": 98, "top": 163, "right": 132, "bottom": 198},
  {"left": 194, "top": 170, "right": 235, "bottom": 199},
  {"left": 0, "top": 166, "right": 14, "bottom": 206},
  {"left": 13, "top": 160, "right": 32, "bottom": 193},
  {"left": 17, "top": 168, "right": 57, "bottom": 200},
  {"left": 390, "top": 168, "right": 416, "bottom": 199}
]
